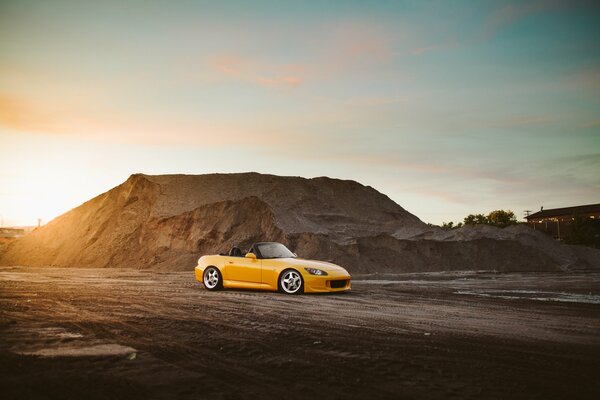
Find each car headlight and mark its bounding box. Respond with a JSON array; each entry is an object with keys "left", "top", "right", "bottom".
[{"left": 304, "top": 267, "right": 328, "bottom": 276}]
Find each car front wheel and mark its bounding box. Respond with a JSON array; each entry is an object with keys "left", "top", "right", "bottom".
[
  {"left": 279, "top": 269, "right": 304, "bottom": 294},
  {"left": 203, "top": 267, "right": 223, "bottom": 291}
]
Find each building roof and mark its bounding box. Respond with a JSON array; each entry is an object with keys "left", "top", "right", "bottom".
[{"left": 526, "top": 203, "right": 600, "bottom": 220}]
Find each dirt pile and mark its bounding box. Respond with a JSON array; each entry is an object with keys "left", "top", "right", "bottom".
[{"left": 0, "top": 173, "right": 598, "bottom": 273}]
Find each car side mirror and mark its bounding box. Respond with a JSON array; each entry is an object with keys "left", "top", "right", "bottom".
[{"left": 245, "top": 252, "right": 257, "bottom": 260}]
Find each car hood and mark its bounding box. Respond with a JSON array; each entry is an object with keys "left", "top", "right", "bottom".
[{"left": 276, "top": 258, "right": 349, "bottom": 274}]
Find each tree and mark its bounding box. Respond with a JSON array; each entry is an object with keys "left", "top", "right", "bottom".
[
  {"left": 463, "top": 213, "right": 488, "bottom": 225},
  {"left": 442, "top": 221, "right": 463, "bottom": 230},
  {"left": 564, "top": 216, "right": 600, "bottom": 248},
  {"left": 443, "top": 210, "right": 519, "bottom": 229},
  {"left": 486, "top": 210, "right": 518, "bottom": 227}
]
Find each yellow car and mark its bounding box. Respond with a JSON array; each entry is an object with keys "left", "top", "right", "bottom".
[{"left": 194, "top": 242, "right": 351, "bottom": 294}]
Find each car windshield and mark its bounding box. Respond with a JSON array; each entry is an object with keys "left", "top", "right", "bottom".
[{"left": 256, "top": 243, "right": 295, "bottom": 259}]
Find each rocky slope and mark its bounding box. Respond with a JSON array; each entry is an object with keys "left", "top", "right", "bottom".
[{"left": 0, "top": 173, "right": 598, "bottom": 273}]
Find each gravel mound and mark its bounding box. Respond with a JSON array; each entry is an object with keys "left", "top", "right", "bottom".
[{"left": 1, "top": 173, "right": 598, "bottom": 273}]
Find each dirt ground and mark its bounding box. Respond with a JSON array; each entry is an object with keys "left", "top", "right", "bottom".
[{"left": 1, "top": 267, "right": 599, "bottom": 399}]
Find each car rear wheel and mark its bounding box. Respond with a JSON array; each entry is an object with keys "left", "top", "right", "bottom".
[
  {"left": 279, "top": 269, "right": 304, "bottom": 294},
  {"left": 203, "top": 267, "right": 223, "bottom": 291}
]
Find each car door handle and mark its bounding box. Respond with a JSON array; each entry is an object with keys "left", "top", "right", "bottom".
[{"left": 228, "top": 261, "right": 234, "bottom": 264}]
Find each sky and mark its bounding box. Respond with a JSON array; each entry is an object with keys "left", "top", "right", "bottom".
[{"left": 1, "top": 0, "right": 599, "bottom": 227}]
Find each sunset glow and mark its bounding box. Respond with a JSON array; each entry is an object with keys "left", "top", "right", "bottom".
[{"left": 1, "top": 0, "right": 599, "bottom": 226}]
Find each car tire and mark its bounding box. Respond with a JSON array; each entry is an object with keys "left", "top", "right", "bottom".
[
  {"left": 203, "top": 267, "right": 223, "bottom": 291},
  {"left": 278, "top": 269, "right": 304, "bottom": 295}
]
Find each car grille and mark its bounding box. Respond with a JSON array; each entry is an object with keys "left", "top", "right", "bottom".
[{"left": 330, "top": 280, "right": 347, "bottom": 289}]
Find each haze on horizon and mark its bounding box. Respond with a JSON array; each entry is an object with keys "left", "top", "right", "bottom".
[{"left": 1, "top": 0, "right": 599, "bottom": 227}]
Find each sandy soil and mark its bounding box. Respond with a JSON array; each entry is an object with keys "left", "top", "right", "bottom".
[
  {"left": 1, "top": 267, "right": 599, "bottom": 399},
  {"left": 6, "top": 173, "right": 597, "bottom": 273}
]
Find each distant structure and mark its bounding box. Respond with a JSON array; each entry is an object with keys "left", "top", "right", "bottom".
[
  {"left": 0, "top": 226, "right": 36, "bottom": 243},
  {"left": 0, "top": 227, "right": 26, "bottom": 239},
  {"left": 525, "top": 203, "right": 600, "bottom": 240}
]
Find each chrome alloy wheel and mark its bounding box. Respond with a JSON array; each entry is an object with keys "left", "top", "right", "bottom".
[
  {"left": 203, "top": 267, "right": 220, "bottom": 289},
  {"left": 280, "top": 270, "right": 303, "bottom": 294}
]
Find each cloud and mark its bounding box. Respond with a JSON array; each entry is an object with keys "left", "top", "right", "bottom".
[
  {"left": 565, "top": 67, "right": 600, "bottom": 91},
  {"left": 513, "top": 154, "right": 600, "bottom": 208},
  {"left": 482, "top": 0, "right": 570, "bottom": 39},
  {"left": 300, "top": 149, "right": 525, "bottom": 186},
  {"left": 0, "top": 93, "right": 325, "bottom": 148},
  {"left": 491, "top": 116, "right": 554, "bottom": 128},
  {"left": 538, "top": 153, "right": 600, "bottom": 172},
  {"left": 393, "top": 111, "right": 556, "bottom": 136},
  {"left": 410, "top": 40, "right": 454, "bottom": 56},
  {"left": 208, "top": 55, "right": 306, "bottom": 89},
  {"left": 340, "top": 95, "right": 409, "bottom": 107},
  {"left": 319, "top": 19, "right": 395, "bottom": 73},
  {"left": 256, "top": 75, "right": 304, "bottom": 88},
  {"left": 411, "top": 46, "right": 433, "bottom": 55},
  {"left": 204, "top": 19, "right": 395, "bottom": 88},
  {"left": 210, "top": 55, "right": 246, "bottom": 77},
  {"left": 579, "top": 120, "right": 600, "bottom": 129},
  {"left": 339, "top": 30, "right": 391, "bottom": 62},
  {"left": 403, "top": 187, "right": 470, "bottom": 204},
  {"left": 0, "top": 96, "right": 68, "bottom": 134}
]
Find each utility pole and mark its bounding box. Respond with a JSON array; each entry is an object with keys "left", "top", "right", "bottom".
[
  {"left": 37, "top": 218, "right": 42, "bottom": 228},
  {"left": 523, "top": 210, "right": 533, "bottom": 230}
]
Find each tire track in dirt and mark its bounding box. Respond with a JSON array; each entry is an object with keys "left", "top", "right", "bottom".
[{"left": 1, "top": 267, "right": 599, "bottom": 399}]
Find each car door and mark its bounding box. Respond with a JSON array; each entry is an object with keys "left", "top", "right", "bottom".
[
  {"left": 224, "top": 255, "right": 262, "bottom": 283},
  {"left": 259, "top": 258, "right": 281, "bottom": 289}
]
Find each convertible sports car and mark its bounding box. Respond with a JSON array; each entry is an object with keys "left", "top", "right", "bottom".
[{"left": 194, "top": 242, "right": 351, "bottom": 294}]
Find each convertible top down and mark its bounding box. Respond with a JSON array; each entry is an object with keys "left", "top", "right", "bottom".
[{"left": 194, "top": 242, "right": 351, "bottom": 294}]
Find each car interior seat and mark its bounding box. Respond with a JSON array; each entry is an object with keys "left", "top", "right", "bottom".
[{"left": 229, "top": 246, "right": 243, "bottom": 257}]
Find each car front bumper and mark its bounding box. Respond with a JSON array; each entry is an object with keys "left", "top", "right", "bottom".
[
  {"left": 303, "top": 272, "right": 352, "bottom": 293},
  {"left": 194, "top": 266, "right": 205, "bottom": 283}
]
